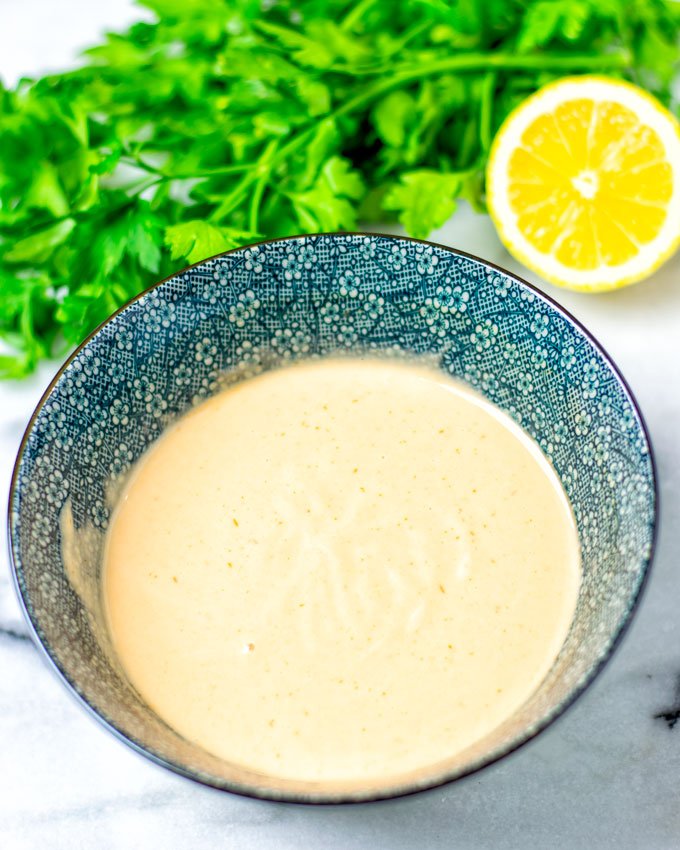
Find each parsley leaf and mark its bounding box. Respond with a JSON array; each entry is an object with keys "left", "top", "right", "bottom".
[
  {"left": 96, "top": 202, "right": 164, "bottom": 275},
  {"left": 372, "top": 92, "right": 415, "bottom": 148},
  {"left": 384, "top": 170, "right": 461, "bottom": 239},
  {"left": 165, "top": 221, "right": 258, "bottom": 264},
  {"left": 288, "top": 156, "right": 365, "bottom": 231},
  {"left": 3, "top": 220, "right": 76, "bottom": 264}
]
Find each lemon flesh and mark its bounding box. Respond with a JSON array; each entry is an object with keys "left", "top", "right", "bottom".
[{"left": 487, "top": 76, "right": 680, "bottom": 291}]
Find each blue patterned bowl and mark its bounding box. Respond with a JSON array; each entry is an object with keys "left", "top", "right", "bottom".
[{"left": 8, "top": 233, "right": 656, "bottom": 802}]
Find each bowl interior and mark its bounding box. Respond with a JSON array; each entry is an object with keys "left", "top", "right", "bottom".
[{"left": 9, "top": 234, "right": 656, "bottom": 802}]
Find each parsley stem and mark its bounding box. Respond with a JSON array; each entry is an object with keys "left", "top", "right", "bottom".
[
  {"left": 479, "top": 72, "right": 497, "bottom": 153},
  {"left": 209, "top": 182, "right": 252, "bottom": 222},
  {"left": 248, "top": 179, "right": 266, "bottom": 233},
  {"left": 335, "top": 50, "right": 631, "bottom": 120},
  {"left": 209, "top": 48, "right": 631, "bottom": 223},
  {"left": 340, "top": 0, "right": 379, "bottom": 31},
  {"left": 121, "top": 149, "right": 253, "bottom": 182},
  {"left": 168, "top": 163, "right": 254, "bottom": 179},
  {"left": 248, "top": 140, "right": 279, "bottom": 233},
  {"left": 120, "top": 154, "right": 160, "bottom": 176}
]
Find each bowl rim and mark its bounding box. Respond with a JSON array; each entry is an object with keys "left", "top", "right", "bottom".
[{"left": 7, "top": 231, "right": 659, "bottom": 804}]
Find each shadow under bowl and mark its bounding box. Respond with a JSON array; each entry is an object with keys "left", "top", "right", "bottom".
[{"left": 8, "top": 233, "right": 657, "bottom": 803}]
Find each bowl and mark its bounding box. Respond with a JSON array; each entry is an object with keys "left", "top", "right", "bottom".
[{"left": 8, "top": 233, "right": 657, "bottom": 803}]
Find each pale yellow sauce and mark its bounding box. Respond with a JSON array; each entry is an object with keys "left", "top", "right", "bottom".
[{"left": 104, "top": 359, "right": 580, "bottom": 782}]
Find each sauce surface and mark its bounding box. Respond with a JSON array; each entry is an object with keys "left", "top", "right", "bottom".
[{"left": 104, "top": 359, "right": 580, "bottom": 782}]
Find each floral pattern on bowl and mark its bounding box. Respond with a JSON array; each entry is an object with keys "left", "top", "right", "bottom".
[{"left": 9, "top": 233, "right": 656, "bottom": 802}]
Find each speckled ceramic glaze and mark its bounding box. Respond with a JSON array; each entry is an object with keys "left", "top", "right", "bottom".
[{"left": 9, "top": 234, "right": 656, "bottom": 802}]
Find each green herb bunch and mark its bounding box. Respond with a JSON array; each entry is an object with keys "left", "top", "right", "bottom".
[{"left": 1, "top": 0, "right": 678, "bottom": 376}]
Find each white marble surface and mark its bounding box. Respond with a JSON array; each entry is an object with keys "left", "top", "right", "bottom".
[{"left": 2, "top": 3, "right": 680, "bottom": 847}]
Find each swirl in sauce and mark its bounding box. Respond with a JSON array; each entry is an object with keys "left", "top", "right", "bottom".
[{"left": 104, "top": 359, "right": 580, "bottom": 782}]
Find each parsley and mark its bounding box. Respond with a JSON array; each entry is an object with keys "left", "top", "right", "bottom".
[{"left": 1, "top": 0, "right": 678, "bottom": 376}]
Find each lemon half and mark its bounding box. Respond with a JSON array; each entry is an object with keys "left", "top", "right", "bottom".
[{"left": 486, "top": 76, "right": 680, "bottom": 291}]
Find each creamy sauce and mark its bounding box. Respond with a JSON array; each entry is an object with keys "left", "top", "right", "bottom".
[{"left": 104, "top": 359, "right": 580, "bottom": 782}]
